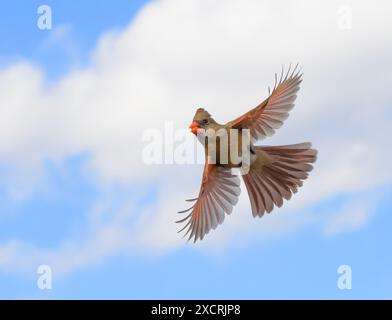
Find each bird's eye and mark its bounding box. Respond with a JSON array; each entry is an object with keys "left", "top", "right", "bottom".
[{"left": 201, "top": 119, "right": 208, "bottom": 125}]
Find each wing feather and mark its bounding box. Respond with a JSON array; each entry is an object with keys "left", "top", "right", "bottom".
[
  {"left": 228, "top": 65, "right": 303, "bottom": 142},
  {"left": 177, "top": 163, "right": 241, "bottom": 242}
]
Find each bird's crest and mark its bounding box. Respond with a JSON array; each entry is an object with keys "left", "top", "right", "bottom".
[{"left": 194, "top": 107, "right": 211, "bottom": 121}]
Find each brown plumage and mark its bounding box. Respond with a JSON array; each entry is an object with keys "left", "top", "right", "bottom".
[{"left": 178, "top": 65, "right": 317, "bottom": 242}]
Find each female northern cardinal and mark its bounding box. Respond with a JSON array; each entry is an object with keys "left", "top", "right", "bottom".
[{"left": 178, "top": 65, "right": 317, "bottom": 242}]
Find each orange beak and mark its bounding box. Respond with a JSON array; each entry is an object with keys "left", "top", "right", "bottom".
[{"left": 189, "top": 121, "right": 200, "bottom": 135}]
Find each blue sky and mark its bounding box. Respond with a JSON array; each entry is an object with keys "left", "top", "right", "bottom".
[
  {"left": 0, "top": 0, "right": 391, "bottom": 299},
  {"left": 0, "top": 0, "right": 147, "bottom": 78}
]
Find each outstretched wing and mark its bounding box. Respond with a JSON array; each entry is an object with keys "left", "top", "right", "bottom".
[
  {"left": 177, "top": 163, "right": 241, "bottom": 242},
  {"left": 228, "top": 65, "right": 303, "bottom": 142}
]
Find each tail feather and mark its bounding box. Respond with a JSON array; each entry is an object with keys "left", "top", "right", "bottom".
[{"left": 242, "top": 142, "right": 317, "bottom": 217}]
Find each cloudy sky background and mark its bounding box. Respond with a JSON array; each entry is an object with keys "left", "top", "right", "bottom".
[{"left": 0, "top": 0, "right": 391, "bottom": 298}]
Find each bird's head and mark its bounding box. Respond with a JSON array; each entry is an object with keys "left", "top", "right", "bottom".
[{"left": 189, "top": 108, "right": 214, "bottom": 135}]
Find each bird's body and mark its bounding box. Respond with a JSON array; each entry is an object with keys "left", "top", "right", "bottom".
[
  {"left": 195, "top": 123, "right": 253, "bottom": 169},
  {"left": 178, "top": 65, "right": 317, "bottom": 242}
]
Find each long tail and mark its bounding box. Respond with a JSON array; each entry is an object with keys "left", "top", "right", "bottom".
[{"left": 242, "top": 142, "right": 317, "bottom": 217}]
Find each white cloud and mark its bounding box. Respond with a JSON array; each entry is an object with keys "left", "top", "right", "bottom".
[
  {"left": 0, "top": 0, "right": 391, "bottom": 274},
  {"left": 324, "top": 198, "right": 375, "bottom": 236}
]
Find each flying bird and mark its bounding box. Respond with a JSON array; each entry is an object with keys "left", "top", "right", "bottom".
[{"left": 177, "top": 65, "right": 317, "bottom": 242}]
